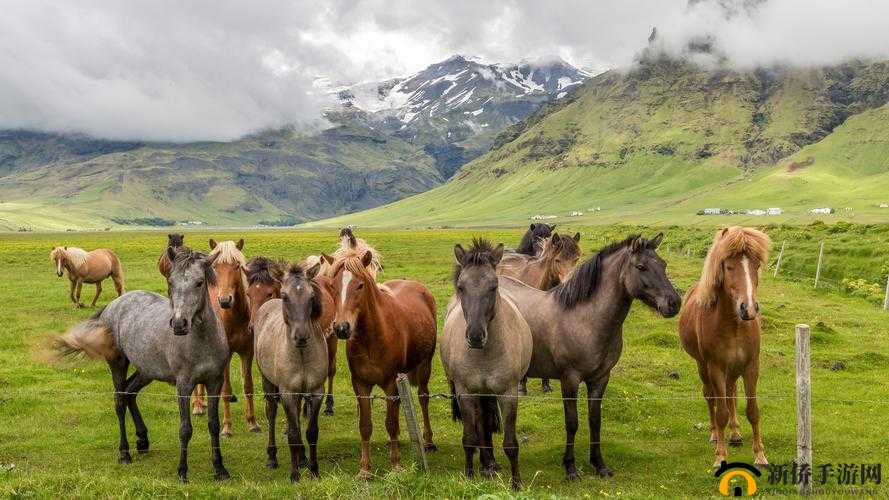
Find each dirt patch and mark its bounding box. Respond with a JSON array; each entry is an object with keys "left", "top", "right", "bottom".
[{"left": 787, "top": 156, "right": 815, "bottom": 172}]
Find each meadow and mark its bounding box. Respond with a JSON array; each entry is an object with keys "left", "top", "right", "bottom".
[{"left": 1, "top": 226, "right": 888, "bottom": 498}]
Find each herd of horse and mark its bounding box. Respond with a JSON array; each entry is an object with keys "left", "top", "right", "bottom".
[{"left": 51, "top": 223, "right": 771, "bottom": 489}]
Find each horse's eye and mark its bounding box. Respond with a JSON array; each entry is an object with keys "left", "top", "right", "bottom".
[
  {"left": 282, "top": 295, "right": 289, "bottom": 302},
  {"left": 267, "top": 292, "right": 273, "bottom": 299},
  {"left": 635, "top": 264, "right": 645, "bottom": 271},
  {"left": 195, "top": 280, "right": 204, "bottom": 288},
  {"left": 356, "top": 282, "right": 364, "bottom": 290}
]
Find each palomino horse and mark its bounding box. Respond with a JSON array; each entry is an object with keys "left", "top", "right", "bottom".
[
  {"left": 498, "top": 234, "right": 680, "bottom": 480},
  {"left": 442, "top": 239, "right": 532, "bottom": 490},
  {"left": 56, "top": 249, "right": 230, "bottom": 482},
  {"left": 329, "top": 250, "right": 437, "bottom": 479},
  {"left": 515, "top": 223, "right": 555, "bottom": 255},
  {"left": 50, "top": 246, "right": 125, "bottom": 308},
  {"left": 499, "top": 232, "right": 582, "bottom": 394},
  {"left": 306, "top": 227, "right": 383, "bottom": 279},
  {"left": 678, "top": 226, "right": 771, "bottom": 468},
  {"left": 255, "top": 262, "right": 331, "bottom": 481},
  {"left": 192, "top": 239, "right": 260, "bottom": 436},
  {"left": 246, "top": 256, "right": 339, "bottom": 416}
]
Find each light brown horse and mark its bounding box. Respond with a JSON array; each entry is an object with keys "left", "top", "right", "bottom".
[
  {"left": 191, "top": 239, "right": 260, "bottom": 436},
  {"left": 50, "top": 246, "right": 125, "bottom": 308},
  {"left": 307, "top": 227, "right": 383, "bottom": 280},
  {"left": 329, "top": 250, "right": 437, "bottom": 480},
  {"left": 246, "top": 256, "right": 339, "bottom": 416},
  {"left": 499, "top": 232, "right": 581, "bottom": 394},
  {"left": 678, "top": 226, "right": 770, "bottom": 468}
]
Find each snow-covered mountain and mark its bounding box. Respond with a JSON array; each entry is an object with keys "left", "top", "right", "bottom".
[{"left": 326, "top": 55, "right": 591, "bottom": 176}]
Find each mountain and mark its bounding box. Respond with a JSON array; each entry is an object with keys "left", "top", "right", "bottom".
[
  {"left": 0, "top": 56, "right": 589, "bottom": 230},
  {"left": 311, "top": 57, "right": 889, "bottom": 228}
]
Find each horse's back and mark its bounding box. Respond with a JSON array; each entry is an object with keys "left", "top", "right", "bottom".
[{"left": 101, "top": 291, "right": 174, "bottom": 380}]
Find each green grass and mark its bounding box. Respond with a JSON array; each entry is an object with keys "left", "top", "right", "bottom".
[{"left": 1, "top": 226, "right": 888, "bottom": 497}]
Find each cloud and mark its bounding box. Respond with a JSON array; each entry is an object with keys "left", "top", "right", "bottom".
[{"left": 1, "top": 0, "right": 887, "bottom": 142}]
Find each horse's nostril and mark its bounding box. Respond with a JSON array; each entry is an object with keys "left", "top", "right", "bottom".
[{"left": 754, "top": 302, "right": 760, "bottom": 312}]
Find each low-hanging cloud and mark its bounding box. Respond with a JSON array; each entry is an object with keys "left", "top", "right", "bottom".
[{"left": 1, "top": 0, "right": 888, "bottom": 142}]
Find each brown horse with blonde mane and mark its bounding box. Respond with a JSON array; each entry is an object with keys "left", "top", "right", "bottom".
[
  {"left": 245, "top": 256, "right": 339, "bottom": 416},
  {"left": 329, "top": 249, "right": 437, "bottom": 479},
  {"left": 678, "top": 226, "right": 771, "bottom": 468},
  {"left": 306, "top": 227, "right": 383, "bottom": 280},
  {"left": 191, "top": 239, "right": 261, "bottom": 436},
  {"left": 50, "top": 246, "right": 125, "bottom": 308}
]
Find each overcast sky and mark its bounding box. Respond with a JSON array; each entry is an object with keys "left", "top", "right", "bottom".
[{"left": 1, "top": 0, "right": 888, "bottom": 142}]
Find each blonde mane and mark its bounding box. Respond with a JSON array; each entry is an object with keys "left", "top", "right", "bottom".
[
  {"left": 208, "top": 240, "right": 248, "bottom": 291},
  {"left": 696, "top": 226, "right": 771, "bottom": 306},
  {"left": 50, "top": 246, "right": 89, "bottom": 270},
  {"left": 330, "top": 237, "right": 382, "bottom": 279}
]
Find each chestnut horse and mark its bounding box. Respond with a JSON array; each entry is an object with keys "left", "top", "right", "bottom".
[
  {"left": 678, "top": 226, "right": 770, "bottom": 468},
  {"left": 191, "top": 239, "right": 260, "bottom": 436},
  {"left": 329, "top": 250, "right": 437, "bottom": 479},
  {"left": 246, "top": 256, "right": 339, "bottom": 416},
  {"left": 306, "top": 227, "right": 382, "bottom": 280},
  {"left": 50, "top": 246, "right": 125, "bottom": 308}
]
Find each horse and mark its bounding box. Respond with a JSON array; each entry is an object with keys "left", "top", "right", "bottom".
[
  {"left": 50, "top": 246, "right": 125, "bottom": 308},
  {"left": 306, "top": 227, "right": 383, "bottom": 279},
  {"left": 55, "top": 248, "right": 230, "bottom": 483},
  {"left": 254, "top": 262, "right": 331, "bottom": 481},
  {"left": 246, "top": 256, "right": 339, "bottom": 416},
  {"left": 498, "top": 234, "right": 680, "bottom": 480},
  {"left": 678, "top": 226, "right": 771, "bottom": 468},
  {"left": 158, "top": 233, "right": 187, "bottom": 279},
  {"left": 329, "top": 250, "right": 437, "bottom": 479},
  {"left": 499, "top": 232, "right": 582, "bottom": 394},
  {"left": 441, "top": 239, "right": 533, "bottom": 490},
  {"left": 515, "top": 223, "right": 555, "bottom": 255},
  {"left": 191, "top": 239, "right": 259, "bottom": 436}
]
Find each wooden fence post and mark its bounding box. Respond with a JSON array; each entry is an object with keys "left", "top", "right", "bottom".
[
  {"left": 813, "top": 241, "right": 824, "bottom": 288},
  {"left": 396, "top": 373, "right": 428, "bottom": 472},
  {"left": 774, "top": 241, "right": 786, "bottom": 278},
  {"left": 795, "top": 324, "right": 812, "bottom": 496},
  {"left": 883, "top": 275, "right": 889, "bottom": 311}
]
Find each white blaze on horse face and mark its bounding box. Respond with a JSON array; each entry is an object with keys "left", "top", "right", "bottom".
[
  {"left": 741, "top": 257, "right": 754, "bottom": 309},
  {"left": 56, "top": 256, "right": 63, "bottom": 275},
  {"left": 341, "top": 270, "right": 353, "bottom": 304}
]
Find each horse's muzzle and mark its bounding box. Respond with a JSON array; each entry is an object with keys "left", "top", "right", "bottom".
[
  {"left": 295, "top": 337, "right": 309, "bottom": 349},
  {"left": 218, "top": 296, "right": 233, "bottom": 309},
  {"left": 333, "top": 322, "right": 350, "bottom": 340},
  {"left": 170, "top": 316, "right": 189, "bottom": 336},
  {"left": 56, "top": 271, "right": 63, "bottom": 278}
]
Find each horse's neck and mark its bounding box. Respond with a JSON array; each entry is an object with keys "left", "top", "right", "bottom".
[
  {"left": 572, "top": 250, "right": 633, "bottom": 329},
  {"left": 64, "top": 257, "right": 81, "bottom": 276},
  {"left": 194, "top": 299, "right": 225, "bottom": 341},
  {"left": 355, "top": 284, "right": 393, "bottom": 344}
]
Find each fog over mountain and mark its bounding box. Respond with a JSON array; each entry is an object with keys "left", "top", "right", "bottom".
[{"left": 1, "top": 0, "right": 887, "bottom": 142}]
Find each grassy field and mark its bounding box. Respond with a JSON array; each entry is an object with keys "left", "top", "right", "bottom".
[{"left": 1, "top": 227, "right": 888, "bottom": 498}]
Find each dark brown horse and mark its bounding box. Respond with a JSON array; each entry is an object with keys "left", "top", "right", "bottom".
[
  {"left": 158, "top": 234, "right": 188, "bottom": 296},
  {"left": 329, "top": 249, "right": 437, "bottom": 479},
  {"left": 515, "top": 223, "right": 555, "bottom": 255},
  {"left": 678, "top": 226, "right": 770, "bottom": 468},
  {"left": 499, "top": 234, "right": 680, "bottom": 480},
  {"left": 246, "top": 256, "right": 339, "bottom": 416}
]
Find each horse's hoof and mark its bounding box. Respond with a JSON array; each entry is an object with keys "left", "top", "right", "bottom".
[
  {"left": 566, "top": 471, "right": 581, "bottom": 482},
  {"left": 215, "top": 468, "right": 231, "bottom": 481},
  {"left": 310, "top": 465, "right": 320, "bottom": 478},
  {"left": 424, "top": 443, "right": 438, "bottom": 453},
  {"left": 754, "top": 457, "right": 769, "bottom": 469},
  {"left": 290, "top": 471, "right": 301, "bottom": 482},
  {"left": 729, "top": 435, "right": 743, "bottom": 447},
  {"left": 356, "top": 469, "right": 372, "bottom": 481},
  {"left": 323, "top": 408, "right": 334, "bottom": 417},
  {"left": 541, "top": 385, "right": 553, "bottom": 394},
  {"left": 118, "top": 452, "right": 132, "bottom": 465},
  {"left": 136, "top": 441, "right": 149, "bottom": 454},
  {"left": 511, "top": 478, "right": 523, "bottom": 491},
  {"left": 481, "top": 466, "right": 496, "bottom": 479},
  {"left": 596, "top": 466, "right": 614, "bottom": 478},
  {"left": 178, "top": 474, "right": 188, "bottom": 484},
  {"left": 249, "top": 424, "right": 262, "bottom": 433},
  {"left": 299, "top": 456, "right": 309, "bottom": 468},
  {"left": 222, "top": 428, "right": 233, "bottom": 438},
  {"left": 192, "top": 407, "right": 205, "bottom": 416},
  {"left": 267, "top": 460, "right": 279, "bottom": 470}
]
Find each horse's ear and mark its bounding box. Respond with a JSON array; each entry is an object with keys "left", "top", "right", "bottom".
[
  {"left": 206, "top": 251, "right": 221, "bottom": 267},
  {"left": 550, "top": 224, "right": 556, "bottom": 231},
  {"left": 529, "top": 223, "right": 536, "bottom": 230},
  {"left": 454, "top": 244, "right": 466, "bottom": 265},
  {"left": 361, "top": 250, "right": 373, "bottom": 268},
  {"left": 166, "top": 246, "right": 177, "bottom": 262},
  {"left": 321, "top": 253, "right": 334, "bottom": 265},
  {"left": 209, "top": 239, "right": 217, "bottom": 250},
  {"left": 491, "top": 244, "right": 505, "bottom": 266},
  {"left": 573, "top": 232, "right": 581, "bottom": 242},
  {"left": 551, "top": 232, "right": 562, "bottom": 248},
  {"left": 236, "top": 238, "right": 244, "bottom": 251},
  {"left": 630, "top": 236, "right": 644, "bottom": 253},
  {"left": 305, "top": 262, "right": 321, "bottom": 280},
  {"left": 650, "top": 232, "right": 664, "bottom": 249}
]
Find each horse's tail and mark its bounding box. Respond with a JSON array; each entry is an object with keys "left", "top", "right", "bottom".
[
  {"left": 54, "top": 307, "right": 119, "bottom": 362},
  {"left": 449, "top": 381, "right": 462, "bottom": 422},
  {"left": 480, "top": 395, "right": 501, "bottom": 434}
]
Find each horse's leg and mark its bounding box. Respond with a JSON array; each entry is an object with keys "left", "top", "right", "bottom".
[
  {"left": 110, "top": 358, "right": 132, "bottom": 464},
  {"left": 306, "top": 392, "right": 323, "bottom": 477},
  {"left": 324, "top": 338, "right": 336, "bottom": 416},
  {"left": 205, "top": 377, "right": 230, "bottom": 480},
  {"left": 383, "top": 380, "right": 402, "bottom": 470},
  {"left": 353, "top": 380, "right": 373, "bottom": 480},
  {"left": 123, "top": 372, "right": 151, "bottom": 454},
  {"left": 261, "top": 376, "right": 280, "bottom": 469},
  {"left": 112, "top": 271, "right": 124, "bottom": 296},
  {"left": 479, "top": 396, "right": 499, "bottom": 476},
  {"left": 416, "top": 359, "right": 436, "bottom": 452},
  {"left": 192, "top": 384, "right": 206, "bottom": 415},
  {"left": 726, "top": 375, "right": 742, "bottom": 446},
  {"left": 221, "top": 361, "right": 233, "bottom": 437},
  {"left": 743, "top": 363, "right": 768, "bottom": 467},
  {"left": 175, "top": 381, "right": 195, "bottom": 483},
  {"left": 541, "top": 378, "right": 553, "bottom": 393},
  {"left": 75, "top": 280, "right": 84, "bottom": 308},
  {"left": 560, "top": 375, "right": 581, "bottom": 481},
  {"left": 68, "top": 278, "right": 77, "bottom": 306},
  {"left": 90, "top": 281, "right": 102, "bottom": 307},
  {"left": 457, "top": 390, "right": 480, "bottom": 479},
  {"left": 586, "top": 374, "right": 614, "bottom": 478},
  {"left": 696, "top": 361, "right": 717, "bottom": 443},
  {"left": 281, "top": 394, "right": 303, "bottom": 482},
  {"left": 707, "top": 364, "right": 730, "bottom": 467},
  {"left": 241, "top": 350, "right": 261, "bottom": 432},
  {"left": 499, "top": 390, "right": 522, "bottom": 490},
  {"left": 518, "top": 376, "right": 528, "bottom": 396}
]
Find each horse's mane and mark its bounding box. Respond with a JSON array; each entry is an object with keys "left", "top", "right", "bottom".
[
  {"left": 172, "top": 249, "right": 217, "bottom": 287},
  {"left": 696, "top": 226, "right": 771, "bottom": 306},
  {"left": 331, "top": 229, "right": 382, "bottom": 277},
  {"left": 452, "top": 238, "right": 499, "bottom": 287},
  {"left": 516, "top": 224, "right": 553, "bottom": 255},
  {"left": 284, "top": 263, "right": 322, "bottom": 320},
  {"left": 246, "top": 256, "right": 285, "bottom": 285},
  {"left": 208, "top": 240, "right": 247, "bottom": 267},
  {"left": 553, "top": 235, "right": 651, "bottom": 309},
  {"left": 50, "top": 247, "right": 89, "bottom": 270}
]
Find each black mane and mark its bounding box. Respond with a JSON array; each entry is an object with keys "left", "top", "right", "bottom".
[
  {"left": 340, "top": 226, "right": 357, "bottom": 246},
  {"left": 246, "top": 256, "right": 284, "bottom": 285},
  {"left": 552, "top": 235, "right": 653, "bottom": 309},
  {"left": 516, "top": 223, "right": 553, "bottom": 255},
  {"left": 453, "top": 238, "right": 499, "bottom": 287},
  {"left": 172, "top": 249, "right": 217, "bottom": 287}
]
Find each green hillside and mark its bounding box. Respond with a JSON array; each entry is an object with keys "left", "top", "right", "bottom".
[{"left": 312, "top": 59, "right": 889, "bottom": 228}]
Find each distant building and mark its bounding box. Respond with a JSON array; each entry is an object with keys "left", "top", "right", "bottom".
[
  {"left": 767, "top": 207, "right": 782, "bottom": 215},
  {"left": 880, "top": 203, "right": 889, "bottom": 208},
  {"left": 809, "top": 207, "right": 834, "bottom": 215},
  {"left": 703, "top": 208, "right": 721, "bottom": 215},
  {"left": 569, "top": 211, "right": 583, "bottom": 217},
  {"left": 747, "top": 209, "right": 767, "bottom": 216}
]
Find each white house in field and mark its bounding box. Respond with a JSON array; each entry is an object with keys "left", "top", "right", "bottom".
[
  {"left": 809, "top": 207, "right": 834, "bottom": 215},
  {"left": 767, "top": 207, "right": 782, "bottom": 215},
  {"left": 703, "top": 208, "right": 721, "bottom": 215}
]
